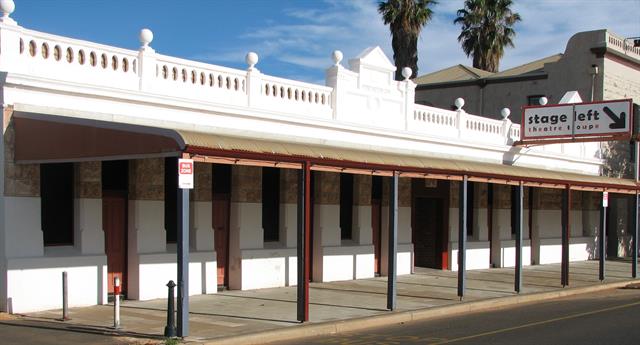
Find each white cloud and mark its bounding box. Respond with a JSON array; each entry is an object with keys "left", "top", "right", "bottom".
[
  {"left": 194, "top": 0, "right": 389, "bottom": 81},
  {"left": 194, "top": 0, "right": 640, "bottom": 81}
]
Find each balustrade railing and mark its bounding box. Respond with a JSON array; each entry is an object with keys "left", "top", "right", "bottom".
[
  {"left": 13, "top": 28, "right": 140, "bottom": 90},
  {"left": 606, "top": 32, "right": 640, "bottom": 59},
  {"left": 411, "top": 104, "right": 521, "bottom": 144},
  {"left": 0, "top": 20, "right": 541, "bottom": 151}
]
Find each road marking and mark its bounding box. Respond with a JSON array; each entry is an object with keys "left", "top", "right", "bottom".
[{"left": 430, "top": 300, "right": 640, "bottom": 344}]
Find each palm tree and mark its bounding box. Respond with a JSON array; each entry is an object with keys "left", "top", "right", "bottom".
[
  {"left": 454, "top": 0, "right": 521, "bottom": 72},
  {"left": 378, "top": 0, "right": 437, "bottom": 80}
]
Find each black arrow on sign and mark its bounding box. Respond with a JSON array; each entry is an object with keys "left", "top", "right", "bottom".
[{"left": 603, "top": 106, "right": 626, "bottom": 129}]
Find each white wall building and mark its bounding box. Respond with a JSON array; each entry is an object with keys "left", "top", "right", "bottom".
[{"left": 0, "top": 3, "right": 636, "bottom": 314}]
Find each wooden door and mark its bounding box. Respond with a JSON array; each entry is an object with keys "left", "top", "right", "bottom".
[
  {"left": 413, "top": 197, "right": 444, "bottom": 269},
  {"left": 103, "top": 191, "right": 127, "bottom": 295},
  {"left": 372, "top": 199, "right": 381, "bottom": 274},
  {"left": 213, "top": 195, "right": 230, "bottom": 287}
]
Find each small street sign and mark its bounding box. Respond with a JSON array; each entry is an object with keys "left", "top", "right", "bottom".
[
  {"left": 178, "top": 159, "right": 194, "bottom": 189},
  {"left": 603, "top": 191, "right": 609, "bottom": 208}
]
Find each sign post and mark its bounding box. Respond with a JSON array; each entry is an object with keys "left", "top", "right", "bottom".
[
  {"left": 176, "top": 158, "right": 192, "bottom": 337},
  {"left": 599, "top": 191, "right": 608, "bottom": 281}
]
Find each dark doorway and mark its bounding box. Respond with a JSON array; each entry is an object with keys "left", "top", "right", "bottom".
[
  {"left": 212, "top": 164, "right": 231, "bottom": 288},
  {"left": 413, "top": 197, "right": 445, "bottom": 269},
  {"left": 102, "top": 160, "right": 128, "bottom": 296}
]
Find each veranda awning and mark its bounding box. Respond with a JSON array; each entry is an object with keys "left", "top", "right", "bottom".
[{"left": 10, "top": 104, "right": 637, "bottom": 194}]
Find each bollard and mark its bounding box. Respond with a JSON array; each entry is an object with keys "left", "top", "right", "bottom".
[
  {"left": 62, "top": 271, "right": 70, "bottom": 321},
  {"left": 113, "top": 276, "right": 121, "bottom": 329},
  {"left": 164, "top": 280, "right": 177, "bottom": 338}
]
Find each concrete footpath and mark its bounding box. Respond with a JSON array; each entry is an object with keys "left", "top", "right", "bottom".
[{"left": 2, "top": 260, "right": 637, "bottom": 345}]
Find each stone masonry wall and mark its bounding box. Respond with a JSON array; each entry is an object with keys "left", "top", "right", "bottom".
[
  {"left": 129, "top": 158, "right": 164, "bottom": 201},
  {"left": 281, "top": 168, "right": 298, "bottom": 204},
  {"left": 231, "top": 165, "right": 261, "bottom": 203},
  {"left": 74, "top": 161, "right": 101, "bottom": 199},
  {"left": 193, "top": 162, "right": 212, "bottom": 202},
  {"left": 314, "top": 171, "right": 339, "bottom": 205},
  {"left": 381, "top": 176, "right": 411, "bottom": 207},
  {"left": 353, "top": 175, "right": 371, "bottom": 206},
  {"left": 3, "top": 121, "right": 39, "bottom": 197}
]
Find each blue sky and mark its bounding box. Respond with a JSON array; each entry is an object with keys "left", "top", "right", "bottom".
[{"left": 11, "top": 0, "right": 640, "bottom": 84}]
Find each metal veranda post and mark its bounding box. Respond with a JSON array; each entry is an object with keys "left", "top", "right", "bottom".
[
  {"left": 599, "top": 193, "right": 607, "bottom": 282},
  {"left": 297, "top": 162, "right": 310, "bottom": 322},
  {"left": 634, "top": 192, "right": 638, "bottom": 279},
  {"left": 561, "top": 186, "right": 571, "bottom": 287},
  {"left": 177, "top": 187, "right": 190, "bottom": 337},
  {"left": 634, "top": 139, "right": 639, "bottom": 278},
  {"left": 514, "top": 183, "right": 523, "bottom": 293},
  {"left": 387, "top": 171, "right": 398, "bottom": 310},
  {"left": 458, "top": 175, "right": 468, "bottom": 300}
]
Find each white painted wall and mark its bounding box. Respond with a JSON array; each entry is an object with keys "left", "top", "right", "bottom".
[
  {"left": 381, "top": 206, "right": 413, "bottom": 276},
  {"left": 74, "top": 198, "right": 104, "bottom": 255},
  {"left": 240, "top": 248, "right": 297, "bottom": 290},
  {"left": 537, "top": 237, "right": 597, "bottom": 264},
  {"left": 128, "top": 200, "right": 166, "bottom": 254},
  {"left": 353, "top": 205, "right": 373, "bottom": 245},
  {"left": 3, "top": 197, "right": 44, "bottom": 258},
  {"left": 235, "top": 246, "right": 298, "bottom": 290},
  {"left": 321, "top": 245, "right": 375, "bottom": 282},
  {"left": 135, "top": 252, "right": 216, "bottom": 301},
  {"left": 312, "top": 204, "right": 338, "bottom": 282},
  {"left": 311, "top": 204, "right": 378, "bottom": 282},
  {"left": 280, "top": 203, "right": 297, "bottom": 248},
  {"left": 6, "top": 255, "right": 107, "bottom": 313},
  {"left": 472, "top": 207, "right": 489, "bottom": 241},
  {"left": 0, "top": 109, "right": 9, "bottom": 311},
  {"left": 228, "top": 202, "right": 262, "bottom": 290},
  {"left": 499, "top": 240, "right": 532, "bottom": 267},
  {"left": 1, "top": 196, "right": 109, "bottom": 313},
  {"left": 126, "top": 199, "right": 217, "bottom": 299},
  {"left": 450, "top": 241, "right": 491, "bottom": 271},
  {"left": 487, "top": 208, "right": 532, "bottom": 268},
  {"left": 190, "top": 201, "right": 214, "bottom": 251},
  {"left": 0, "top": 118, "right": 5, "bottom": 312}
]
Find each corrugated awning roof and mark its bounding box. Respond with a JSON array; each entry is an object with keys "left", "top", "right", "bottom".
[{"left": 179, "top": 130, "right": 637, "bottom": 193}]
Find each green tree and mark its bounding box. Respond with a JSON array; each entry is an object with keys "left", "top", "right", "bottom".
[
  {"left": 378, "top": 0, "right": 437, "bottom": 80},
  {"left": 454, "top": 0, "right": 521, "bottom": 72}
]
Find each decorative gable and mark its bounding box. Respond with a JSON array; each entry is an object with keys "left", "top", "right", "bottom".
[
  {"left": 348, "top": 46, "right": 396, "bottom": 90},
  {"left": 349, "top": 46, "right": 396, "bottom": 72}
]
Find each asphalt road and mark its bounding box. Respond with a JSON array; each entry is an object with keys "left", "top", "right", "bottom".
[
  {"left": 278, "top": 287, "right": 640, "bottom": 345},
  {"left": 0, "top": 318, "right": 161, "bottom": 345}
]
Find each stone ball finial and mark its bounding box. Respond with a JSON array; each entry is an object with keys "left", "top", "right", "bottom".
[
  {"left": 501, "top": 108, "right": 511, "bottom": 120},
  {"left": 246, "top": 52, "right": 259, "bottom": 70},
  {"left": 454, "top": 97, "right": 465, "bottom": 110},
  {"left": 0, "top": 0, "right": 15, "bottom": 17},
  {"left": 539, "top": 96, "right": 548, "bottom": 106},
  {"left": 332, "top": 50, "right": 343, "bottom": 66},
  {"left": 401, "top": 67, "right": 412, "bottom": 80},
  {"left": 139, "top": 28, "right": 154, "bottom": 47}
]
